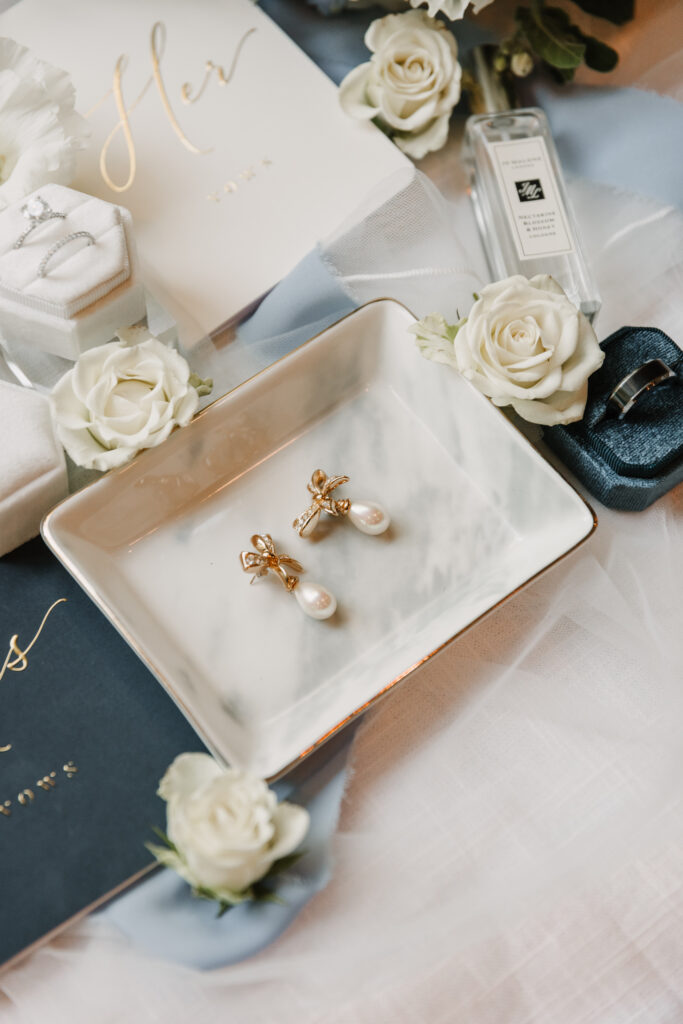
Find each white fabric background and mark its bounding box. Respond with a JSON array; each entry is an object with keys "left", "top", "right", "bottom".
[{"left": 2, "top": 14, "right": 682, "bottom": 1024}]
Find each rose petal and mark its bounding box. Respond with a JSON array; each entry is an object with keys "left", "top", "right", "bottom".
[
  {"left": 158, "top": 753, "right": 224, "bottom": 803},
  {"left": 509, "top": 381, "right": 589, "bottom": 425},
  {"left": 339, "top": 63, "right": 379, "bottom": 120},
  {"left": 269, "top": 802, "right": 311, "bottom": 861},
  {"left": 365, "top": 10, "right": 436, "bottom": 52},
  {"left": 394, "top": 112, "right": 451, "bottom": 159}
]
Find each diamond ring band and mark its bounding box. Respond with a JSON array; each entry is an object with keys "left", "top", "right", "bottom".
[
  {"left": 37, "top": 231, "right": 96, "bottom": 279},
  {"left": 13, "top": 196, "right": 66, "bottom": 249}
]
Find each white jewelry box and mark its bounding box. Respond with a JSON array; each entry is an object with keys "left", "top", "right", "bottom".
[
  {"left": 0, "top": 379, "right": 68, "bottom": 557},
  {"left": 0, "top": 0, "right": 408, "bottom": 347},
  {"left": 0, "top": 185, "right": 146, "bottom": 361}
]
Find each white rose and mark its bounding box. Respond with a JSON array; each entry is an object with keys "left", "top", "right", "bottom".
[
  {"left": 51, "top": 332, "right": 202, "bottom": 471},
  {"left": 339, "top": 10, "right": 462, "bottom": 159},
  {"left": 412, "top": 275, "right": 604, "bottom": 425},
  {"left": 0, "top": 38, "right": 89, "bottom": 210},
  {"left": 157, "top": 754, "right": 310, "bottom": 900},
  {"left": 406, "top": 0, "right": 495, "bottom": 18},
  {"left": 348, "top": 0, "right": 495, "bottom": 17}
]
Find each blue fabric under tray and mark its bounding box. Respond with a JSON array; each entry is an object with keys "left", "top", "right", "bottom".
[{"left": 544, "top": 326, "right": 683, "bottom": 511}]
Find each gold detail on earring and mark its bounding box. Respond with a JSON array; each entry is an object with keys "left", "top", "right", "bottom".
[
  {"left": 293, "top": 469, "right": 391, "bottom": 538},
  {"left": 240, "top": 534, "right": 303, "bottom": 592},
  {"left": 292, "top": 470, "right": 351, "bottom": 538},
  {"left": 239, "top": 534, "right": 337, "bottom": 620}
]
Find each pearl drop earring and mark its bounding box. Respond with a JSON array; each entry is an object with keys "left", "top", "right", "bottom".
[
  {"left": 292, "top": 469, "right": 390, "bottom": 539},
  {"left": 239, "top": 533, "right": 336, "bottom": 620}
]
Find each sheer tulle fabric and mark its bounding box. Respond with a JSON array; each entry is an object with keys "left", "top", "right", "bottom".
[{"left": 2, "top": 172, "right": 682, "bottom": 1023}]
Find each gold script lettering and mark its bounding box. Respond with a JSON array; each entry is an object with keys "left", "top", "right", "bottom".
[
  {"left": 0, "top": 599, "right": 67, "bottom": 683},
  {"left": 1, "top": 763, "right": 79, "bottom": 821},
  {"left": 180, "top": 28, "right": 256, "bottom": 105},
  {"left": 99, "top": 55, "right": 145, "bottom": 193},
  {"left": 149, "top": 22, "right": 208, "bottom": 156},
  {"left": 94, "top": 22, "right": 256, "bottom": 194},
  {"left": 1, "top": 598, "right": 66, "bottom": 752}
]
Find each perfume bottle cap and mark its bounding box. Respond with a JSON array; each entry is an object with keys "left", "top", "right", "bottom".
[{"left": 467, "top": 45, "right": 519, "bottom": 115}]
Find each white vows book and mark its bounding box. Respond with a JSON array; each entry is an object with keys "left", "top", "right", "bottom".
[{"left": 0, "top": 0, "right": 407, "bottom": 344}]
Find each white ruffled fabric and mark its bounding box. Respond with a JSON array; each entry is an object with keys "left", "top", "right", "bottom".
[{"left": 0, "top": 37, "right": 88, "bottom": 210}]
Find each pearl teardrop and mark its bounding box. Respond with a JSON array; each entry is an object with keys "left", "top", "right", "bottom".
[
  {"left": 348, "top": 500, "right": 390, "bottom": 536},
  {"left": 294, "top": 580, "right": 337, "bottom": 620}
]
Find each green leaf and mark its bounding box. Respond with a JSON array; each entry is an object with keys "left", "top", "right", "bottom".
[
  {"left": 193, "top": 883, "right": 250, "bottom": 907},
  {"left": 150, "top": 826, "right": 179, "bottom": 855},
  {"left": 573, "top": 29, "right": 619, "bottom": 72},
  {"left": 516, "top": 5, "right": 585, "bottom": 70},
  {"left": 255, "top": 891, "right": 286, "bottom": 906},
  {"left": 145, "top": 842, "right": 181, "bottom": 870},
  {"left": 551, "top": 65, "right": 578, "bottom": 83},
  {"left": 267, "top": 851, "right": 305, "bottom": 876},
  {"left": 568, "top": 0, "right": 634, "bottom": 24}
]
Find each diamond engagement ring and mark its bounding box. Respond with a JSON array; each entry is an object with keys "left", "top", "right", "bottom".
[
  {"left": 37, "top": 231, "right": 96, "bottom": 278},
  {"left": 13, "top": 196, "right": 66, "bottom": 249}
]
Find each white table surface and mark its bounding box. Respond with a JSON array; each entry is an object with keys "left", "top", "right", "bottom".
[{"left": 1, "top": 4, "right": 682, "bottom": 1021}]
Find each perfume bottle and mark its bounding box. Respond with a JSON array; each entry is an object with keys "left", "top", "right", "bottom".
[{"left": 464, "top": 47, "right": 600, "bottom": 322}]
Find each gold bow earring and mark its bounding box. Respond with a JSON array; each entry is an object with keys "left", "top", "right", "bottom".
[
  {"left": 292, "top": 470, "right": 390, "bottom": 539},
  {"left": 239, "top": 533, "right": 336, "bottom": 620}
]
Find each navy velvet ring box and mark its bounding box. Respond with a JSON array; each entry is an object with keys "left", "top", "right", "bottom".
[{"left": 544, "top": 326, "right": 683, "bottom": 511}]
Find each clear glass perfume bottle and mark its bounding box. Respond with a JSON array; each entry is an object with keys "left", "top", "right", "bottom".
[{"left": 464, "top": 47, "right": 600, "bottom": 323}]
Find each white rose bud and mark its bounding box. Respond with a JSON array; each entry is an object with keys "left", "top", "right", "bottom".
[
  {"left": 511, "top": 51, "right": 534, "bottom": 77},
  {"left": 452, "top": 275, "right": 604, "bottom": 425},
  {"left": 157, "top": 754, "right": 310, "bottom": 900},
  {"left": 339, "top": 10, "right": 462, "bottom": 159},
  {"left": 51, "top": 332, "right": 205, "bottom": 471}
]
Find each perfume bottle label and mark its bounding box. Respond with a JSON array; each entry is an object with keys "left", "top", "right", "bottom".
[{"left": 490, "top": 138, "right": 574, "bottom": 261}]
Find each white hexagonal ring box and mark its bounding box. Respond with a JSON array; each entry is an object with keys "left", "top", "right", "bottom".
[{"left": 0, "top": 184, "right": 146, "bottom": 360}]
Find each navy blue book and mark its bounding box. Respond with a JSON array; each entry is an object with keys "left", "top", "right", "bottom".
[{"left": 0, "top": 537, "right": 207, "bottom": 969}]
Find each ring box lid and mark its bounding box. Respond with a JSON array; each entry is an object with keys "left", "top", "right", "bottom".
[{"left": 0, "top": 185, "right": 131, "bottom": 320}]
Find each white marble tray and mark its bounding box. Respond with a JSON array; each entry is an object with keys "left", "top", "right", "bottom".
[{"left": 43, "top": 300, "right": 596, "bottom": 778}]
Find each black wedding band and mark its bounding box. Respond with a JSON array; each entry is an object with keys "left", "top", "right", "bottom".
[{"left": 606, "top": 358, "right": 678, "bottom": 420}]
